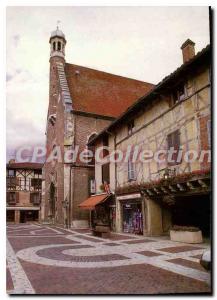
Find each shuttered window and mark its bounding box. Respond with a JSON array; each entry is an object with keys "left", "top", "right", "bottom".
[
  {"left": 167, "top": 130, "right": 181, "bottom": 165},
  {"left": 7, "top": 192, "right": 16, "bottom": 204},
  {"left": 30, "top": 193, "right": 40, "bottom": 205},
  {"left": 128, "top": 152, "right": 136, "bottom": 181},
  {"left": 128, "top": 120, "right": 135, "bottom": 135},
  {"left": 102, "top": 163, "right": 110, "bottom": 184},
  {"left": 171, "top": 83, "right": 185, "bottom": 106}
]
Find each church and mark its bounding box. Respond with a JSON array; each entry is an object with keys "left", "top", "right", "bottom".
[{"left": 41, "top": 26, "right": 154, "bottom": 227}]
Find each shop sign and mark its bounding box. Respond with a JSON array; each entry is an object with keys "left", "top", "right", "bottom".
[{"left": 116, "top": 193, "right": 141, "bottom": 201}]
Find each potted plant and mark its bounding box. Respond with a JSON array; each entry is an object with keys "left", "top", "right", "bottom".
[{"left": 170, "top": 225, "right": 203, "bottom": 244}]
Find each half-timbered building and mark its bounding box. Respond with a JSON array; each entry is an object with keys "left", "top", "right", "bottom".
[
  {"left": 6, "top": 161, "right": 42, "bottom": 223},
  {"left": 88, "top": 40, "right": 211, "bottom": 238},
  {"left": 42, "top": 27, "right": 153, "bottom": 227}
]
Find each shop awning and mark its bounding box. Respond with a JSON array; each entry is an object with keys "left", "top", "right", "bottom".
[{"left": 78, "top": 193, "right": 110, "bottom": 210}]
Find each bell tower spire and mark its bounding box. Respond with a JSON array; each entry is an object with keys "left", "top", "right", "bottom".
[{"left": 49, "top": 22, "right": 66, "bottom": 60}]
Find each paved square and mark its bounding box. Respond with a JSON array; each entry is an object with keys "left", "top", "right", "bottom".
[{"left": 7, "top": 224, "right": 211, "bottom": 294}]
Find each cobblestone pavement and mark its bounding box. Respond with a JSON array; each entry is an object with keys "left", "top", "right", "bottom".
[{"left": 6, "top": 223, "right": 212, "bottom": 295}]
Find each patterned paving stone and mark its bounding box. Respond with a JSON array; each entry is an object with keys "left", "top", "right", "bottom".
[
  {"left": 108, "top": 234, "right": 137, "bottom": 241},
  {"left": 74, "top": 235, "right": 102, "bottom": 243},
  {"left": 19, "top": 261, "right": 211, "bottom": 294},
  {"left": 6, "top": 268, "right": 14, "bottom": 292},
  {"left": 158, "top": 246, "right": 205, "bottom": 253},
  {"left": 52, "top": 227, "right": 75, "bottom": 234},
  {"left": 104, "top": 243, "right": 120, "bottom": 246},
  {"left": 124, "top": 239, "right": 156, "bottom": 244},
  {"left": 71, "top": 229, "right": 91, "bottom": 234},
  {"left": 9, "top": 236, "right": 79, "bottom": 252},
  {"left": 167, "top": 258, "right": 206, "bottom": 272},
  {"left": 7, "top": 224, "right": 212, "bottom": 294},
  {"left": 137, "top": 250, "right": 162, "bottom": 257},
  {"left": 37, "top": 246, "right": 128, "bottom": 262}
]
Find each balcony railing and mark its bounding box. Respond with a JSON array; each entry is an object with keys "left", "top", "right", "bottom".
[{"left": 6, "top": 177, "right": 42, "bottom": 192}]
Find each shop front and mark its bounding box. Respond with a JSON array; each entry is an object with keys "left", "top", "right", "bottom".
[
  {"left": 78, "top": 193, "right": 115, "bottom": 230},
  {"left": 6, "top": 207, "right": 40, "bottom": 223},
  {"left": 116, "top": 193, "right": 144, "bottom": 235}
]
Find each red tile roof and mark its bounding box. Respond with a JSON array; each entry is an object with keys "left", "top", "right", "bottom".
[
  {"left": 78, "top": 193, "right": 110, "bottom": 210},
  {"left": 65, "top": 63, "right": 154, "bottom": 118},
  {"left": 6, "top": 162, "right": 43, "bottom": 170},
  {"left": 89, "top": 44, "right": 210, "bottom": 145}
]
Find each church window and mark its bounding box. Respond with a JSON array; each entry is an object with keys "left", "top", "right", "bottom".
[
  {"left": 53, "top": 42, "right": 56, "bottom": 51},
  {"left": 58, "top": 41, "right": 61, "bottom": 51}
]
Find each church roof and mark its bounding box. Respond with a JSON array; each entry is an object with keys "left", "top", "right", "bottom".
[
  {"left": 50, "top": 28, "right": 66, "bottom": 43},
  {"left": 64, "top": 63, "right": 154, "bottom": 118}
]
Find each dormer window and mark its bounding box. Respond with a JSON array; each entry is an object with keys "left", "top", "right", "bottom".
[
  {"left": 172, "top": 83, "right": 186, "bottom": 105},
  {"left": 128, "top": 120, "right": 135, "bottom": 135}
]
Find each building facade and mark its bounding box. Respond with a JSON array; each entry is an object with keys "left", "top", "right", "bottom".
[
  {"left": 6, "top": 161, "right": 42, "bottom": 223},
  {"left": 42, "top": 27, "right": 153, "bottom": 227},
  {"left": 90, "top": 40, "right": 211, "bottom": 237}
]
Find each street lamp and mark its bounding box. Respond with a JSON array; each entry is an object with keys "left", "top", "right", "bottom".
[
  {"left": 163, "top": 168, "right": 170, "bottom": 180},
  {"left": 163, "top": 168, "right": 176, "bottom": 180}
]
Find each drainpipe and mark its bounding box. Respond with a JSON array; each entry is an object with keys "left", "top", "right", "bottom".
[{"left": 68, "top": 165, "right": 72, "bottom": 228}]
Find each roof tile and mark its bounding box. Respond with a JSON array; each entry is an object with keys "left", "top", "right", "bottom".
[{"left": 65, "top": 63, "right": 154, "bottom": 117}]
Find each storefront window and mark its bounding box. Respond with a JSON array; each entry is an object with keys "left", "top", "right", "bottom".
[{"left": 122, "top": 202, "right": 143, "bottom": 234}]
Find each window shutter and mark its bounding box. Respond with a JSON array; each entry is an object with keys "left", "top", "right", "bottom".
[
  {"left": 102, "top": 163, "right": 110, "bottom": 184},
  {"left": 128, "top": 152, "right": 136, "bottom": 181},
  {"left": 16, "top": 192, "right": 19, "bottom": 203},
  {"left": 167, "top": 130, "right": 180, "bottom": 165}
]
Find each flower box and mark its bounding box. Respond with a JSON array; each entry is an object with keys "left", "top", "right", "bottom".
[{"left": 170, "top": 226, "right": 203, "bottom": 244}]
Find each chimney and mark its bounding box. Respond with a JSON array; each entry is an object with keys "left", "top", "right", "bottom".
[
  {"left": 9, "top": 159, "right": 16, "bottom": 164},
  {"left": 181, "top": 39, "right": 195, "bottom": 63}
]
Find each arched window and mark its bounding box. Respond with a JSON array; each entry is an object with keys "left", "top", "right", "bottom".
[
  {"left": 57, "top": 41, "right": 61, "bottom": 51},
  {"left": 53, "top": 42, "right": 56, "bottom": 51},
  {"left": 87, "top": 133, "right": 97, "bottom": 165}
]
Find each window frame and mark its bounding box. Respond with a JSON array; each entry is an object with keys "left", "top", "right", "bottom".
[
  {"left": 128, "top": 152, "right": 136, "bottom": 181},
  {"left": 171, "top": 83, "right": 186, "bottom": 105},
  {"left": 8, "top": 169, "right": 15, "bottom": 177},
  {"left": 102, "top": 162, "right": 110, "bottom": 185},
  {"left": 127, "top": 120, "right": 135, "bottom": 135},
  {"left": 167, "top": 129, "right": 181, "bottom": 166}
]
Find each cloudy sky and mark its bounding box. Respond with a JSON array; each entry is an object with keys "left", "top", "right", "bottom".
[{"left": 6, "top": 6, "right": 210, "bottom": 162}]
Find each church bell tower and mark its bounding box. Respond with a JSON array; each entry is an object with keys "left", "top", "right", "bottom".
[{"left": 49, "top": 23, "right": 66, "bottom": 60}]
